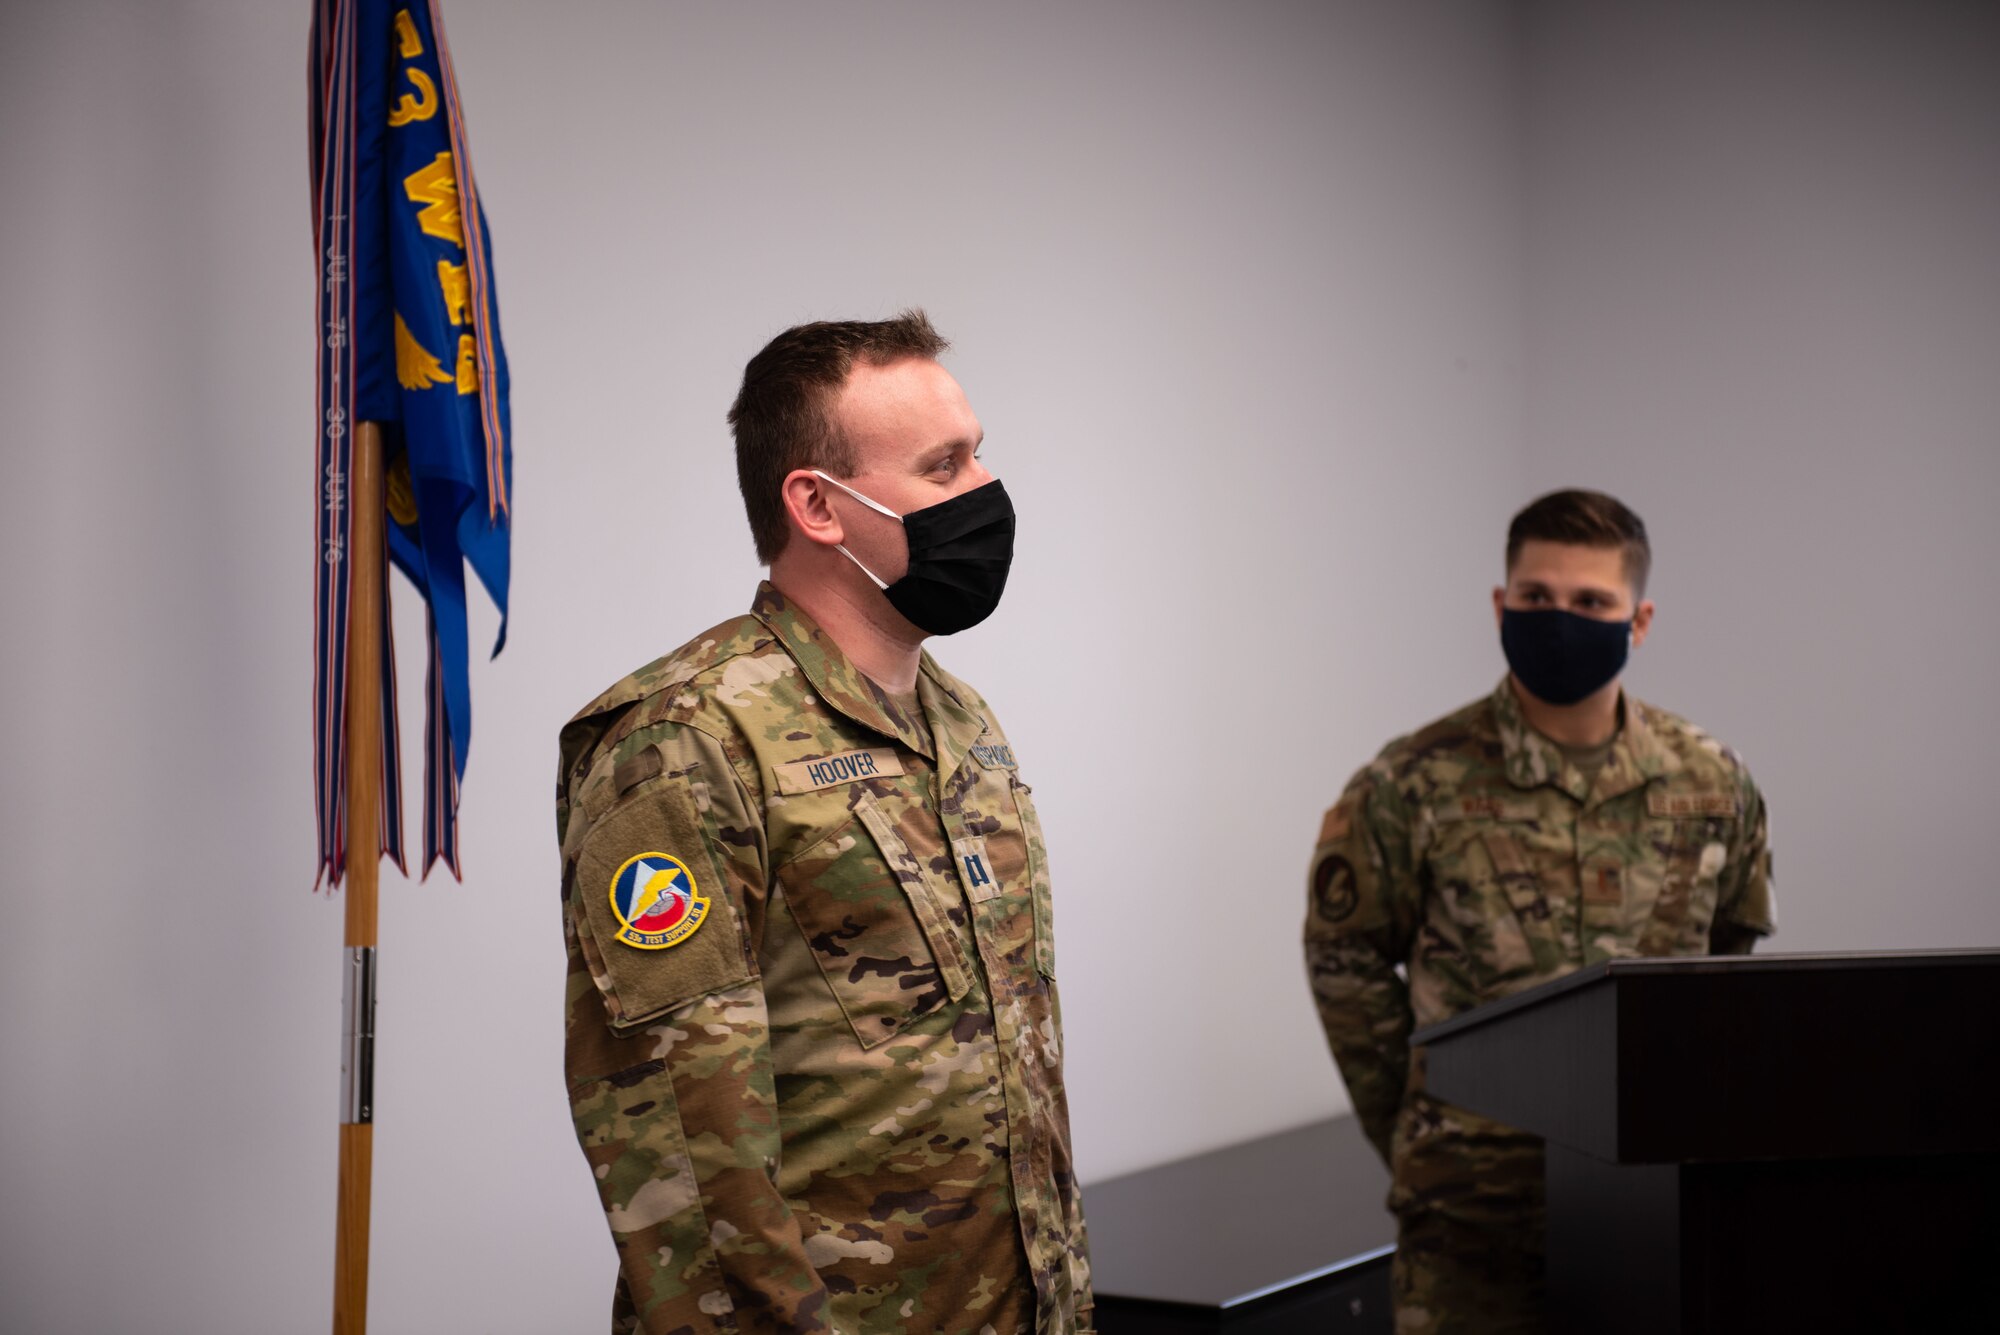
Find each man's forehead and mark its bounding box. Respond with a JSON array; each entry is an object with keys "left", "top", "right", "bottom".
[
  {"left": 1508, "top": 540, "right": 1629, "bottom": 587},
  {"left": 835, "top": 358, "right": 981, "bottom": 465}
]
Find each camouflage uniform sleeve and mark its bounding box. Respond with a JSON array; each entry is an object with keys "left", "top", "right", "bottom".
[
  {"left": 1711, "top": 764, "right": 1776, "bottom": 951},
  {"left": 1303, "top": 764, "right": 1419, "bottom": 1163},
  {"left": 563, "top": 719, "right": 832, "bottom": 1334}
]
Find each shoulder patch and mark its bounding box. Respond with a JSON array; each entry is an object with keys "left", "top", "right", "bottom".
[
  {"left": 608, "top": 852, "right": 712, "bottom": 950},
  {"left": 1311, "top": 850, "right": 1359, "bottom": 923},
  {"left": 774, "top": 747, "right": 905, "bottom": 795}
]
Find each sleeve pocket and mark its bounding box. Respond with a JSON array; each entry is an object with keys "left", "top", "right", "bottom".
[
  {"left": 1011, "top": 781, "right": 1057, "bottom": 979},
  {"left": 574, "top": 770, "right": 755, "bottom": 1030}
]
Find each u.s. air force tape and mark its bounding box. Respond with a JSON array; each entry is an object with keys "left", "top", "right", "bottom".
[
  {"left": 969, "top": 743, "right": 1017, "bottom": 770},
  {"left": 608, "top": 851, "right": 711, "bottom": 950}
]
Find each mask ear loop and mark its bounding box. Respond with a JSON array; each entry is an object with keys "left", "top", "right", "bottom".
[
  {"left": 837, "top": 545, "right": 891, "bottom": 590},
  {"left": 812, "top": 470, "right": 899, "bottom": 589}
]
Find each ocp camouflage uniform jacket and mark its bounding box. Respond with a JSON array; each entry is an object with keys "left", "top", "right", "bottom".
[
  {"left": 559, "top": 583, "right": 1092, "bottom": 1335},
  {"left": 1303, "top": 680, "right": 1775, "bottom": 1212}
]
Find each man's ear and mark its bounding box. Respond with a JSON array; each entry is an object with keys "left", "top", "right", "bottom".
[
  {"left": 1631, "top": 598, "right": 1655, "bottom": 649},
  {"left": 1491, "top": 585, "right": 1506, "bottom": 630},
  {"left": 780, "top": 470, "right": 845, "bottom": 549}
]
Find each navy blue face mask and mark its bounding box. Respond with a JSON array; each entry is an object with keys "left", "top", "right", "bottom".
[{"left": 1501, "top": 608, "right": 1632, "bottom": 705}]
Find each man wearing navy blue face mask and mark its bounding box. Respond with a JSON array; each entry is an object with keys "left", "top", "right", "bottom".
[{"left": 1305, "top": 489, "right": 1775, "bottom": 1335}]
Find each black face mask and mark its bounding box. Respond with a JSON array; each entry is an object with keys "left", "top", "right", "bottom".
[
  {"left": 816, "top": 472, "right": 1016, "bottom": 635},
  {"left": 1501, "top": 608, "right": 1631, "bottom": 706}
]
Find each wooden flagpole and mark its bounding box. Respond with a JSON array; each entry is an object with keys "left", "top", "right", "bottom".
[{"left": 334, "top": 420, "right": 385, "bottom": 1335}]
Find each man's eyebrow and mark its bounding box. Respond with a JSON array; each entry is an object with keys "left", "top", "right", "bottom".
[{"left": 917, "top": 436, "right": 980, "bottom": 468}]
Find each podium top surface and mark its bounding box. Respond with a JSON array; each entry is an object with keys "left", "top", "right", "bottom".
[
  {"left": 1412, "top": 948, "right": 2000, "bottom": 1047},
  {"left": 1083, "top": 1114, "right": 1393, "bottom": 1309},
  {"left": 1410, "top": 948, "right": 2000, "bottom": 1162}
]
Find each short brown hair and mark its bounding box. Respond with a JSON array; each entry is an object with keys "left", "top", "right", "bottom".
[
  {"left": 1506, "top": 489, "right": 1652, "bottom": 595},
  {"left": 728, "top": 310, "right": 950, "bottom": 562}
]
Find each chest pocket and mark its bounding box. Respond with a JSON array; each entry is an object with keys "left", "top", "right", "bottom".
[
  {"left": 777, "top": 792, "right": 972, "bottom": 1048},
  {"left": 1425, "top": 799, "right": 1550, "bottom": 988},
  {"left": 1635, "top": 789, "right": 1737, "bottom": 955}
]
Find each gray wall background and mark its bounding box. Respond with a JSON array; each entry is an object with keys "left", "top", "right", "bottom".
[
  {"left": 1523, "top": 0, "right": 2000, "bottom": 953},
  {"left": 0, "top": 2, "right": 1991, "bottom": 1331}
]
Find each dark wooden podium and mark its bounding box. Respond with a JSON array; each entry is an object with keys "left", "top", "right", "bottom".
[{"left": 1413, "top": 950, "right": 2000, "bottom": 1334}]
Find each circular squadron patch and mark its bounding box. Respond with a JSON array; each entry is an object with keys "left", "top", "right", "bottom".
[
  {"left": 1313, "top": 853, "right": 1359, "bottom": 923},
  {"left": 609, "top": 852, "right": 710, "bottom": 950}
]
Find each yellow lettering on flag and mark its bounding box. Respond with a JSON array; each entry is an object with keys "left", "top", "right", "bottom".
[
  {"left": 387, "top": 10, "right": 437, "bottom": 127},
  {"left": 455, "top": 334, "right": 480, "bottom": 395},
  {"left": 395, "top": 313, "right": 454, "bottom": 391},
  {"left": 436, "top": 259, "right": 471, "bottom": 325},
  {"left": 393, "top": 9, "right": 423, "bottom": 57},
  {"left": 403, "top": 152, "right": 465, "bottom": 246},
  {"left": 388, "top": 68, "right": 438, "bottom": 127}
]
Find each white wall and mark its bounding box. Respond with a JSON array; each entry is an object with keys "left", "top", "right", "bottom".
[
  {"left": 0, "top": 3, "right": 1523, "bottom": 1332},
  {"left": 1522, "top": 0, "right": 2000, "bottom": 952},
  {"left": 10, "top": 2, "right": 1991, "bottom": 1331}
]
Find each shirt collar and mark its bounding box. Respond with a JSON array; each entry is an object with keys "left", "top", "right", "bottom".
[
  {"left": 1491, "top": 676, "right": 1676, "bottom": 803},
  {"left": 751, "top": 581, "right": 986, "bottom": 769},
  {"left": 916, "top": 652, "right": 990, "bottom": 784}
]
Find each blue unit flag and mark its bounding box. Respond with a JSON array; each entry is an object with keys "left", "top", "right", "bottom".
[{"left": 311, "top": 0, "right": 511, "bottom": 885}]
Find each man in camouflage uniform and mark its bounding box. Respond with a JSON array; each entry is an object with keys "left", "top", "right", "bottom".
[
  {"left": 558, "top": 312, "right": 1091, "bottom": 1334},
  {"left": 1304, "top": 490, "right": 1774, "bottom": 1334}
]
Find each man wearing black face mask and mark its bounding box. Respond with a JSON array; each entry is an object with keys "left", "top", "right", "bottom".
[
  {"left": 556, "top": 311, "right": 1093, "bottom": 1334},
  {"left": 1304, "top": 489, "right": 1775, "bottom": 1335}
]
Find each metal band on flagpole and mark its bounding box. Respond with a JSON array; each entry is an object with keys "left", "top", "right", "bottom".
[{"left": 340, "top": 946, "right": 377, "bottom": 1125}]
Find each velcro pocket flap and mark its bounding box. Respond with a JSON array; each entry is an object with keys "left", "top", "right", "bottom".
[
  {"left": 1010, "top": 780, "right": 1057, "bottom": 979},
  {"left": 1479, "top": 831, "right": 1544, "bottom": 915},
  {"left": 575, "top": 770, "right": 753, "bottom": 1030},
  {"left": 779, "top": 796, "right": 970, "bottom": 1049},
  {"left": 853, "top": 796, "right": 973, "bottom": 1004}
]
